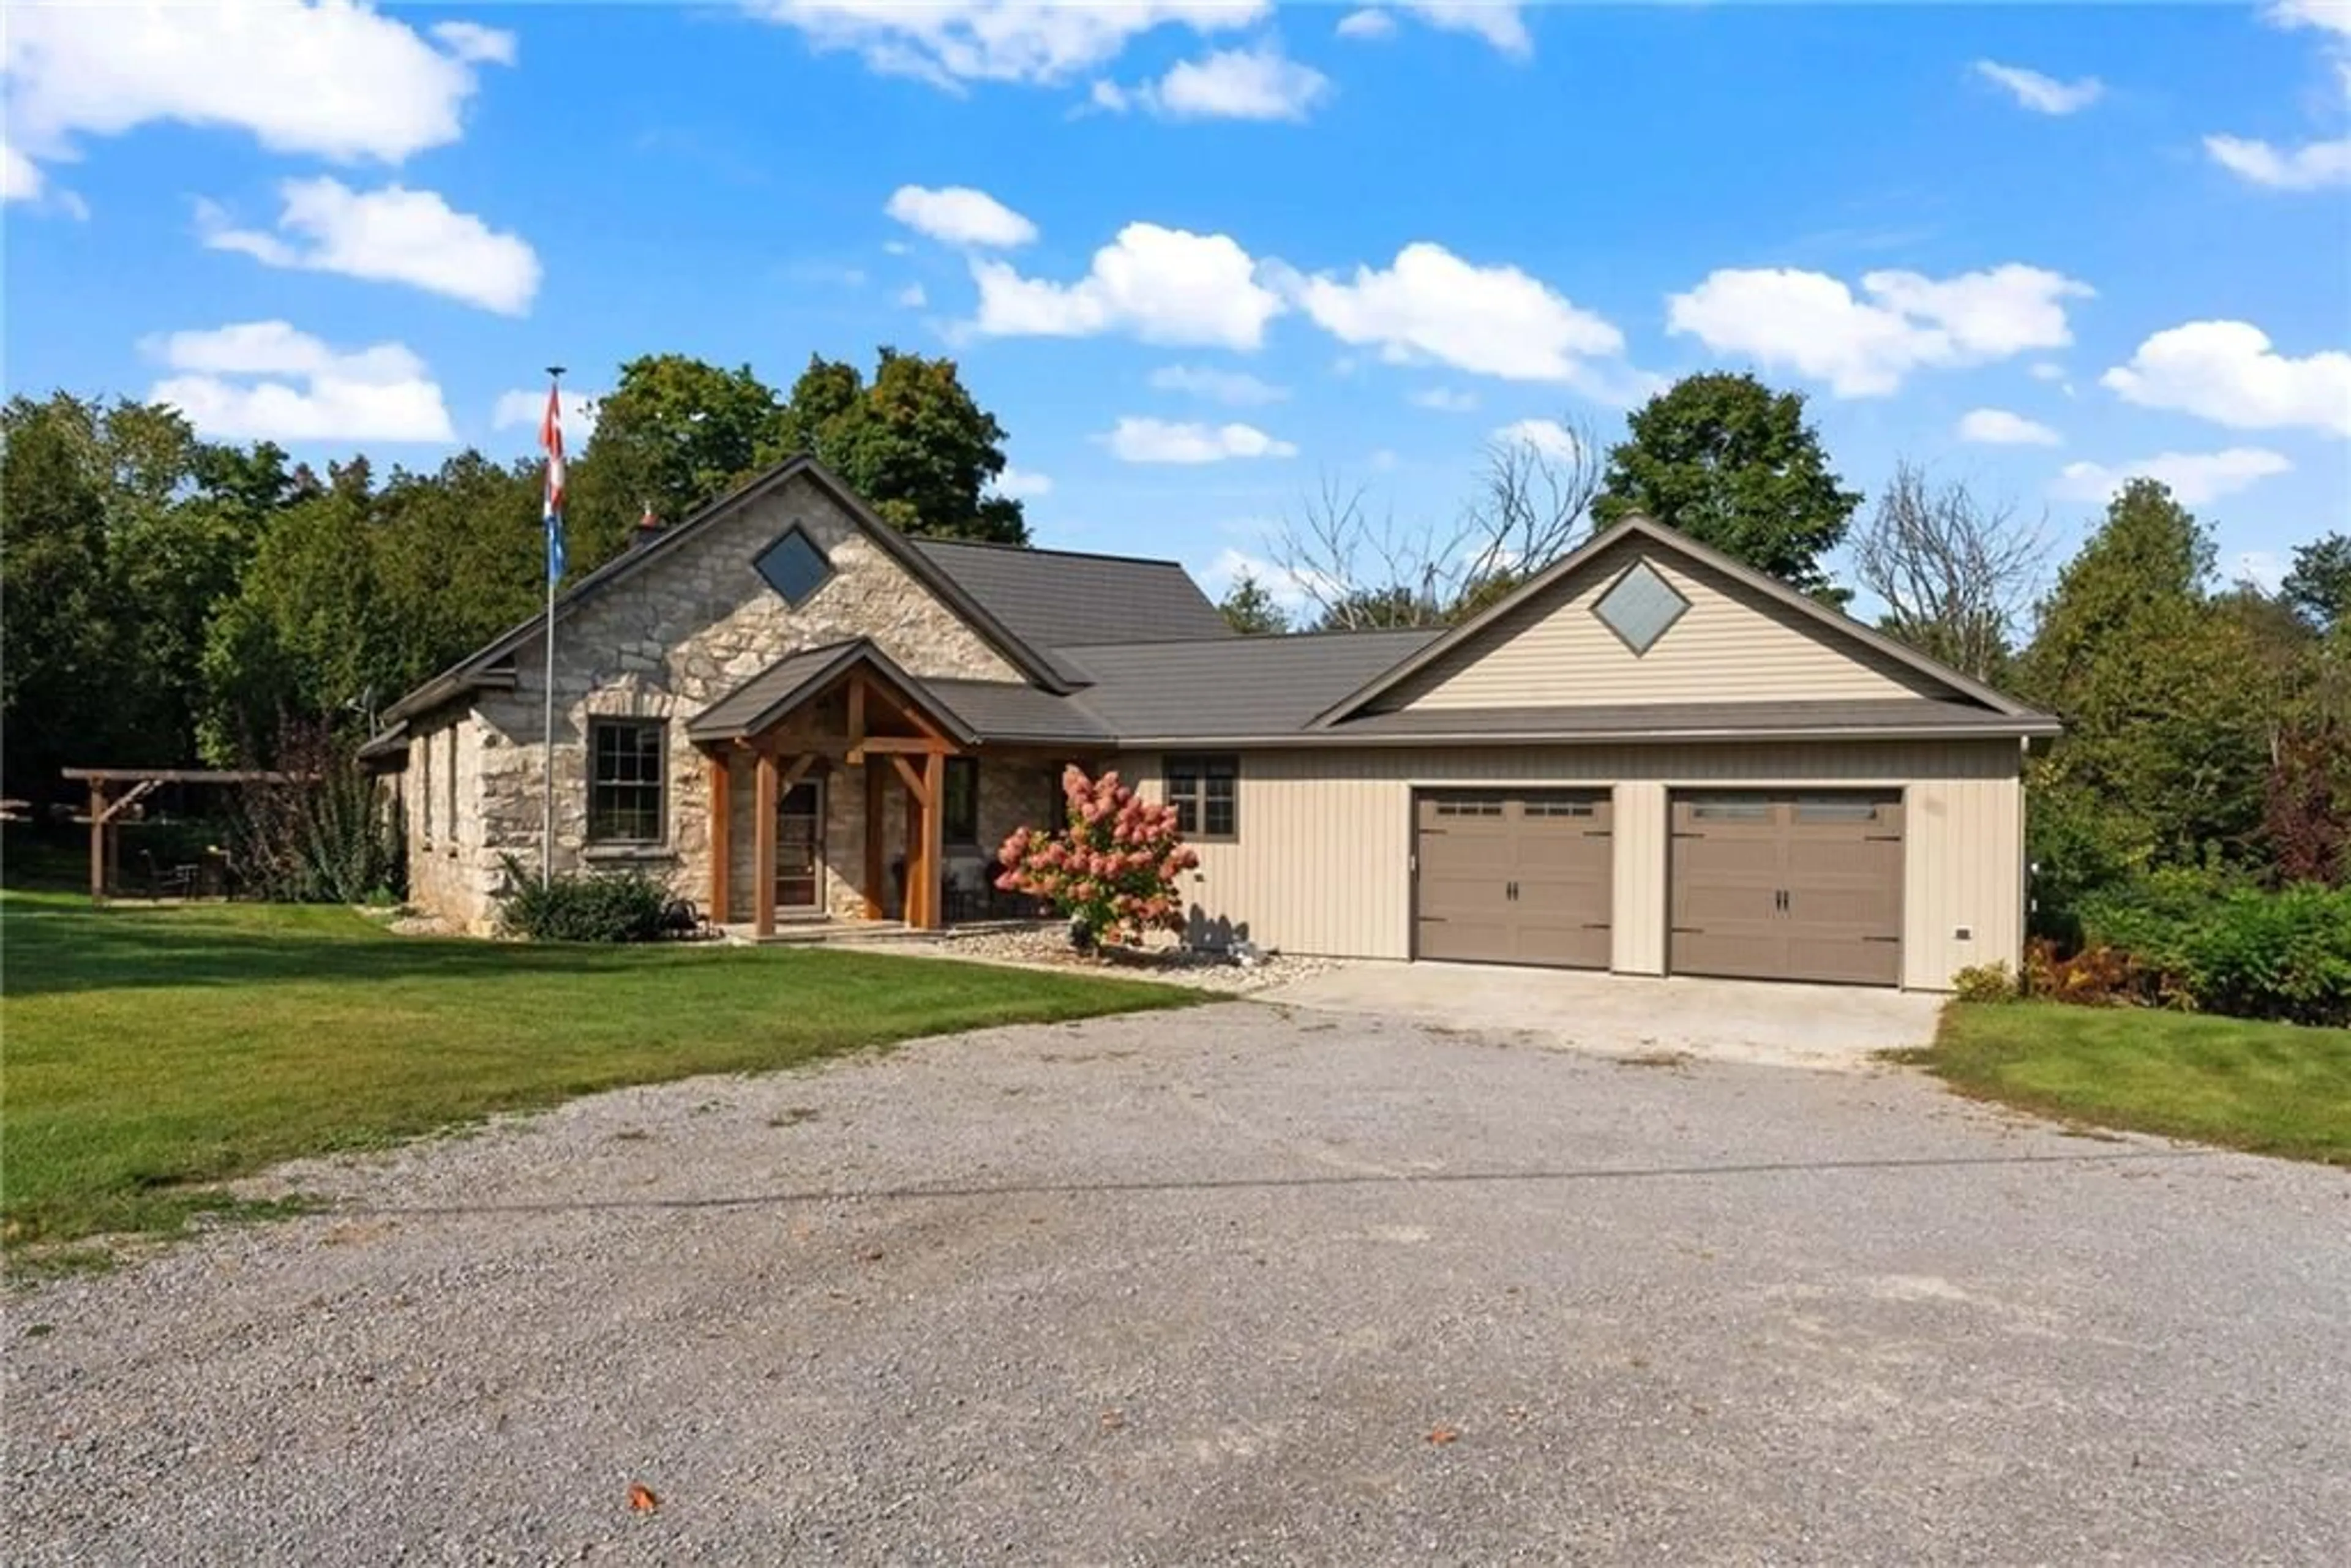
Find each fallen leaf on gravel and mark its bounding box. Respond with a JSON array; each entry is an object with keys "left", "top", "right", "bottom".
[
  {"left": 628, "top": 1482, "right": 659, "bottom": 1514},
  {"left": 1427, "top": 1426, "right": 1460, "bottom": 1446},
  {"left": 1100, "top": 1409, "right": 1125, "bottom": 1430},
  {"left": 862, "top": 1249, "right": 885, "bottom": 1262}
]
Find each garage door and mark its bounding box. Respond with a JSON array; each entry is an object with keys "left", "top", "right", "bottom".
[
  {"left": 1670, "top": 792, "right": 1903, "bottom": 986},
  {"left": 1414, "top": 790, "right": 1612, "bottom": 968}
]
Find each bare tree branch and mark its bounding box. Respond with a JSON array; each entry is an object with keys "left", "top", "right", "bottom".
[
  {"left": 1267, "top": 419, "right": 1601, "bottom": 631},
  {"left": 1855, "top": 460, "right": 2052, "bottom": 681}
]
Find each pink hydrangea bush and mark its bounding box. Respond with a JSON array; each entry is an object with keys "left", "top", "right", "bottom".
[{"left": 996, "top": 765, "right": 1199, "bottom": 950}]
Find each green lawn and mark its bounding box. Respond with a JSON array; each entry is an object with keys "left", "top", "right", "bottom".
[
  {"left": 0, "top": 889, "right": 1194, "bottom": 1251},
  {"left": 1926, "top": 1001, "right": 2351, "bottom": 1166}
]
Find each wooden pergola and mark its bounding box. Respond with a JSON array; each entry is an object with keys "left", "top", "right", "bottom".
[
  {"left": 62, "top": 767, "right": 298, "bottom": 903},
  {"left": 702, "top": 664, "right": 961, "bottom": 938}
]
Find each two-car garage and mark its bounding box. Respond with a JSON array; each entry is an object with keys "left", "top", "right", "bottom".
[{"left": 1412, "top": 787, "right": 1908, "bottom": 987}]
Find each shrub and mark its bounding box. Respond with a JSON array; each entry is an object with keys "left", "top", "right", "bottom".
[
  {"left": 230, "top": 722, "right": 405, "bottom": 903},
  {"left": 2072, "top": 876, "right": 2351, "bottom": 1026},
  {"left": 1949, "top": 961, "right": 2020, "bottom": 1003},
  {"left": 2022, "top": 939, "right": 2151, "bottom": 1008},
  {"left": 495, "top": 855, "right": 670, "bottom": 943},
  {"left": 996, "top": 766, "right": 1198, "bottom": 950}
]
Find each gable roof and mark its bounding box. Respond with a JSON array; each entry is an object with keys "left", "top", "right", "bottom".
[
  {"left": 381, "top": 456, "right": 1068, "bottom": 726},
  {"left": 1311, "top": 514, "right": 2053, "bottom": 728},
  {"left": 910, "top": 538, "right": 1229, "bottom": 677},
  {"left": 1054, "top": 629, "right": 1443, "bottom": 741}
]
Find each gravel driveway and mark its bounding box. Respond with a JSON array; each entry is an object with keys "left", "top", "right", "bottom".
[{"left": 7, "top": 1003, "right": 2347, "bottom": 1564}]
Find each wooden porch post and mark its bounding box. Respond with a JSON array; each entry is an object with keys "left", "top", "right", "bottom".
[
  {"left": 708, "top": 751, "right": 732, "bottom": 925},
  {"left": 920, "top": 749, "right": 946, "bottom": 932},
  {"left": 88, "top": 779, "right": 107, "bottom": 903},
  {"left": 888, "top": 752, "right": 937, "bottom": 930},
  {"left": 863, "top": 761, "right": 885, "bottom": 920},
  {"left": 753, "top": 749, "right": 778, "bottom": 937}
]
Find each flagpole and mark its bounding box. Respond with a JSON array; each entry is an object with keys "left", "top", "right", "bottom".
[{"left": 542, "top": 365, "right": 566, "bottom": 888}]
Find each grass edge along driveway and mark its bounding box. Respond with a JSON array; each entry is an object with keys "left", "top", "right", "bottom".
[
  {"left": 1921, "top": 999, "right": 2350, "bottom": 1167},
  {"left": 1, "top": 891, "right": 1196, "bottom": 1255}
]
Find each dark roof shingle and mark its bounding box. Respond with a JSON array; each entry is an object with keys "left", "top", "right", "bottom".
[
  {"left": 1327, "top": 697, "right": 2061, "bottom": 741},
  {"left": 911, "top": 539, "right": 1230, "bottom": 675},
  {"left": 1053, "top": 630, "right": 1444, "bottom": 739}
]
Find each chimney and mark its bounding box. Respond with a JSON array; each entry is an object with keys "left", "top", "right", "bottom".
[{"left": 629, "top": 500, "right": 662, "bottom": 550}]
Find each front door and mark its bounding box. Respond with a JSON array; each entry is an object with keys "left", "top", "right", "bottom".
[{"left": 776, "top": 779, "right": 824, "bottom": 913}]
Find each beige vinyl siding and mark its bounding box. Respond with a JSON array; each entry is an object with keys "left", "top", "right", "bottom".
[
  {"left": 1382, "top": 544, "right": 1951, "bottom": 711},
  {"left": 1125, "top": 738, "right": 2023, "bottom": 992}
]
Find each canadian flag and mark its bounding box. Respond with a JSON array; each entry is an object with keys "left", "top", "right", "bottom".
[{"left": 541, "top": 384, "right": 566, "bottom": 582}]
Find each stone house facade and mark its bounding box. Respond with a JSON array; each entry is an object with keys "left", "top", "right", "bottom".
[{"left": 369, "top": 455, "right": 2057, "bottom": 991}]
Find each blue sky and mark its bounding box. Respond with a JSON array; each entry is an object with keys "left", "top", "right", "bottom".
[{"left": 7, "top": 2, "right": 2347, "bottom": 607}]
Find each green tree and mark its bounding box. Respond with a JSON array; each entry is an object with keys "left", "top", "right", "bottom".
[
  {"left": 2282, "top": 533, "right": 2351, "bottom": 631},
  {"left": 2, "top": 395, "right": 121, "bottom": 792},
  {"left": 566, "top": 355, "right": 782, "bottom": 569},
  {"left": 1217, "top": 572, "right": 1290, "bottom": 636},
  {"left": 1, "top": 395, "right": 280, "bottom": 791},
  {"left": 371, "top": 451, "right": 546, "bottom": 699},
  {"left": 197, "top": 463, "right": 400, "bottom": 763},
  {"left": 2016, "top": 480, "right": 2272, "bottom": 901},
  {"left": 774, "top": 348, "right": 1028, "bottom": 543},
  {"left": 1592, "top": 372, "right": 1861, "bottom": 601},
  {"left": 1314, "top": 583, "right": 1441, "bottom": 632}
]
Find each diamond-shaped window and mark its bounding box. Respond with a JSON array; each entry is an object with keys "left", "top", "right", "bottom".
[
  {"left": 755, "top": 527, "right": 833, "bottom": 606},
  {"left": 1591, "top": 558, "right": 1689, "bottom": 655}
]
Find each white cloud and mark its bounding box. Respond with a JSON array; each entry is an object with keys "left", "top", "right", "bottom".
[
  {"left": 197, "top": 178, "right": 540, "bottom": 315},
  {"left": 883, "top": 184, "right": 1037, "bottom": 248},
  {"left": 2, "top": 144, "right": 40, "bottom": 202},
  {"left": 2268, "top": 1, "right": 2351, "bottom": 39},
  {"left": 429, "top": 21, "right": 516, "bottom": 66},
  {"left": 1292, "top": 242, "right": 1624, "bottom": 383},
  {"left": 1491, "top": 418, "right": 1584, "bottom": 460},
  {"left": 1410, "top": 386, "right": 1479, "bottom": 412},
  {"left": 1147, "top": 364, "right": 1289, "bottom": 404},
  {"left": 2203, "top": 132, "right": 2351, "bottom": 190},
  {"left": 1144, "top": 43, "right": 1332, "bottom": 121},
  {"left": 492, "top": 388, "right": 602, "bottom": 439},
  {"left": 970, "top": 222, "right": 1284, "bottom": 348},
  {"left": 2028, "top": 361, "right": 2066, "bottom": 381},
  {"left": 2053, "top": 449, "right": 2293, "bottom": 506},
  {"left": 1401, "top": 2, "right": 1531, "bottom": 58},
  {"left": 1667, "top": 263, "right": 2094, "bottom": 396},
  {"left": 896, "top": 282, "right": 929, "bottom": 308},
  {"left": 1957, "top": 408, "right": 2063, "bottom": 446},
  {"left": 751, "top": 0, "right": 1265, "bottom": 88},
  {"left": 992, "top": 464, "right": 1054, "bottom": 499},
  {"left": 143, "top": 321, "right": 455, "bottom": 444},
  {"left": 2101, "top": 320, "right": 2351, "bottom": 436},
  {"left": 1104, "top": 416, "right": 1297, "bottom": 463},
  {"left": 1336, "top": 9, "right": 1396, "bottom": 41},
  {"left": 1971, "top": 60, "right": 2104, "bottom": 114},
  {"left": 3, "top": 2, "right": 509, "bottom": 188}
]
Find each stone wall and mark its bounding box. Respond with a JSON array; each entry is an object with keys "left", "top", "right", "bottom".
[
  {"left": 405, "top": 711, "right": 493, "bottom": 927},
  {"left": 406, "top": 473, "right": 1027, "bottom": 932}
]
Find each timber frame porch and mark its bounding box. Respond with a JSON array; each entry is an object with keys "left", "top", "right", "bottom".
[{"left": 692, "top": 646, "right": 968, "bottom": 939}]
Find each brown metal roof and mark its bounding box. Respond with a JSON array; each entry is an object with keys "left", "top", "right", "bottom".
[
  {"left": 686, "top": 640, "right": 981, "bottom": 745},
  {"left": 910, "top": 539, "right": 1229, "bottom": 678},
  {"left": 1052, "top": 629, "right": 1444, "bottom": 738},
  {"left": 1323, "top": 698, "right": 2060, "bottom": 743},
  {"left": 920, "top": 680, "right": 1114, "bottom": 746}
]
